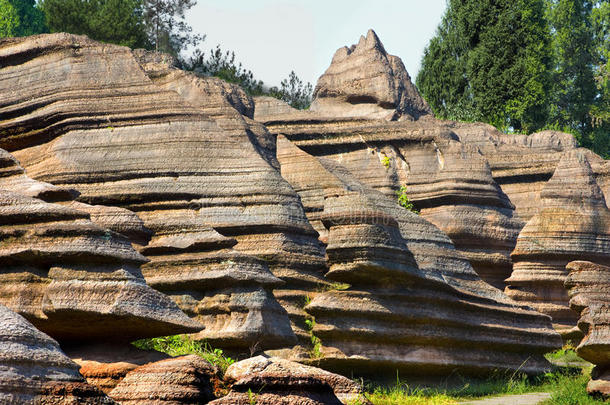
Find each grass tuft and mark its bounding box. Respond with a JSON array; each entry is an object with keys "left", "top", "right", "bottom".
[{"left": 132, "top": 334, "right": 235, "bottom": 376}]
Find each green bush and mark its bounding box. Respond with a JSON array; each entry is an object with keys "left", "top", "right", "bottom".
[{"left": 395, "top": 186, "right": 419, "bottom": 214}]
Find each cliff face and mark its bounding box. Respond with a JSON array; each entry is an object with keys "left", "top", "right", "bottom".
[{"left": 3, "top": 29, "right": 608, "bottom": 381}]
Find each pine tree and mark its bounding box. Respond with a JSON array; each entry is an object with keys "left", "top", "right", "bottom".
[{"left": 417, "top": 0, "right": 553, "bottom": 133}]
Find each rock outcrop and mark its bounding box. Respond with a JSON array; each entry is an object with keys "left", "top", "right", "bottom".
[
  {"left": 268, "top": 117, "right": 523, "bottom": 289},
  {"left": 0, "top": 188, "right": 201, "bottom": 343},
  {"left": 0, "top": 33, "right": 322, "bottom": 347},
  {"left": 276, "top": 135, "right": 561, "bottom": 376},
  {"left": 209, "top": 355, "right": 368, "bottom": 405},
  {"left": 565, "top": 261, "right": 610, "bottom": 398},
  {"left": 505, "top": 149, "right": 610, "bottom": 339},
  {"left": 109, "top": 355, "right": 217, "bottom": 404},
  {"left": 310, "top": 29, "right": 432, "bottom": 121},
  {"left": 0, "top": 304, "right": 114, "bottom": 404}
]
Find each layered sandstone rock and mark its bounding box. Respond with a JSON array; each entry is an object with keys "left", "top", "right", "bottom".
[
  {"left": 310, "top": 29, "right": 432, "bottom": 121},
  {"left": 209, "top": 356, "right": 367, "bottom": 405},
  {"left": 276, "top": 135, "right": 561, "bottom": 376},
  {"left": 505, "top": 149, "right": 610, "bottom": 339},
  {"left": 270, "top": 116, "right": 522, "bottom": 289},
  {"left": 565, "top": 261, "right": 610, "bottom": 397},
  {"left": 0, "top": 33, "right": 324, "bottom": 346},
  {"left": 109, "top": 355, "right": 217, "bottom": 404},
  {"left": 0, "top": 189, "right": 201, "bottom": 343},
  {"left": 0, "top": 304, "right": 114, "bottom": 404}
]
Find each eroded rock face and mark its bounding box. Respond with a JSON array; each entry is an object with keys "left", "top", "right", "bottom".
[
  {"left": 310, "top": 29, "right": 432, "bottom": 121},
  {"left": 209, "top": 355, "right": 367, "bottom": 405},
  {"left": 505, "top": 149, "right": 610, "bottom": 339},
  {"left": 109, "top": 355, "right": 217, "bottom": 404},
  {"left": 565, "top": 261, "right": 610, "bottom": 398},
  {"left": 0, "top": 304, "right": 114, "bottom": 404},
  {"left": 0, "top": 33, "right": 322, "bottom": 347},
  {"left": 270, "top": 116, "right": 523, "bottom": 289},
  {"left": 0, "top": 188, "right": 201, "bottom": 343},
  {"left": 276, "top": 135, "right": 561, "bottom": 376}
]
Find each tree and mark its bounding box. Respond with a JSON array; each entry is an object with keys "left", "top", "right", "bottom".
[
  {"left": 268, "top": 71, "right": 313, "bottom": 110},
  {"left": 417, "top": 0, "right": 553, "bottom": 132},
  {"left": 142, "top": 0, "right": 202, "bottom": 55},
  {"left": 590, "top": 0, "right": 610, "bottom": 157},
  {"left": 0, "top": 0, "right": 46, "bottom": 38},
  {"left": 41, "top": 0, "right": 148, "bottom": 48},
  {"left": 184, "top": 45, "right": 264, "bottom": 95},
  {"left": 546, "top": 0, "right": 598, "bottom": 146}
]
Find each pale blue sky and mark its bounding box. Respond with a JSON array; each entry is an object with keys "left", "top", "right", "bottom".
[{"left": 186, "top": 1, "right": 447, "bottom": 87}]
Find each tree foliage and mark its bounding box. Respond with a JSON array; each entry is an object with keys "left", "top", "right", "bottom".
[
  {"left": 142, "top": 0, "right": 202, "bottom": 55},
  {"left": 417, "top": 0, "right": 553, "bottom": 133},
  {"left": 183, "top": 45, "right": 313, "bottom": 109},
  {"left": 418, "top": 0, "right": 610, "bottom": 158},
  {"left": 40, "top": 0, "right": 148, "bottom": 48},
  {"left": 0, "top": 0, "right": 46, "bottom": 38}
]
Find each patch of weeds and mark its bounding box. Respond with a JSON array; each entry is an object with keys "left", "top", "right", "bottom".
[
  {"left": 247, "top": 388, "right": 258, "bottom": 405},
  {"left": 541, "top": 369, "right": 606, "bottom": 405},
  {"left": 395, "top": 185, "right": 419, "bottom": 214},
  {"left": 304, "top": 318, "right": 322, "bottom": 359},
  {"left": 381, "top": 155, "right": 391, "bottom": 168},
  {"left": 545, "top": 344, "right": 589, "bottom": 366},
  {"left": 131, "top": 334, "right": 235, "bottom": 376}
]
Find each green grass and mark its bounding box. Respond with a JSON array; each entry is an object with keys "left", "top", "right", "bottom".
[
  {"left": 545, "top": 344, "right": 590, "bottom": 366},
  {"left": 359, "top": 367, "right": 608, "bottom": 404},
  {"left": 131, "top": 334, "right": 235, "bottom": 376}
]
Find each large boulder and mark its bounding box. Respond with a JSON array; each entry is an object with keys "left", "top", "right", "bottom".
[
  {"left": 0, "top": 33, "right": 319, "bottom": 348},
  {"left": 276, "top": 135, "right": 561, "bottom": 376},
  {"left": 310, "top": 29, "right": 432, "bottom": 121},
  {"left": 0, "top": 304, "right": 114, "bottom": 404},
  {"left": 565, "top": 261, "right": 610, "bottom": 398},
  {"left": 109, "top": 355, "right": 217, "bottom": 404},
  {"left": 505, "top": 149, "right": 610, "bottom": 339},
  {"left": 209, "top": 355, "right": 368, "bottom": 405}
]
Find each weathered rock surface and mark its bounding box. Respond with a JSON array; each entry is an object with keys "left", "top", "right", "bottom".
[
  {"left": 277, "top": 135, "right": 561, "bottom": 376},
  {"left": 109, "top": 355, "right": 217, "bottom": 404},
  {"left": 270, "top": 116, "right": 523, "bottom": 289},
  {"left": 209, "top": 355, "right": 368, "bottom": 405},
  {"left": 505, "top": 149, "right": 610, "bottom": 339},
  {"left": 310, "top": 29, "right": 432, "bottom": 121},
  {"left": 0, "top": 33, "right": 322, "bottom": 347},
  {"left": 0, "top": 304, "right": 114, "bottom": 404},
  {"left": 0, "top": 188, "right": 201, "bottom": 343},
  {"left": 565, "top": 261, "right": 610, "bottom": 398}
]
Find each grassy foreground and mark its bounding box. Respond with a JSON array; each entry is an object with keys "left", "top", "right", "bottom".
[{"left": 132, "top": 337, "right": 607, "bottom": 404}]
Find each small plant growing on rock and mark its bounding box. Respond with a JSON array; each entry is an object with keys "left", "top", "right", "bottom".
[
  {"left": 396, "top": 186, "right": 419, "bottom": 214},
  {"left": 304, "top": 318, "right": 323, "bottom": 358},
  {"left": 381, "top": 155, "right": 391, "bottom": 168}
]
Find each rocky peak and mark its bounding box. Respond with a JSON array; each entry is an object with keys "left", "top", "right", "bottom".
[{"left": 310, "top": 29, "right": 432, "bottom": 121}]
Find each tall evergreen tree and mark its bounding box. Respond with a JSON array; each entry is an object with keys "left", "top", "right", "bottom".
[
  {"left": 546, "top": 0, "right": 598, "bottom": 146},
  {"left": 0, "top": 0, "right": 46, "bottom": 38},
  {"left": 142, "top": 0, "right": 202, "bottom": 55},
  {"left": 417, "top": 0, "right": 553, "bottom": 132}
]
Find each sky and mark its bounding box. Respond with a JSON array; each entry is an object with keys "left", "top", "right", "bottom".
[{"left": 186, "top": 1, "right": 447, "bottom": 88}]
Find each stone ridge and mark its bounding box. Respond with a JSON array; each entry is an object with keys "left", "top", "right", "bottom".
[
  {"left": 505, "top": 149, "right": 610, "bottom": 339},
  {"left": 0, "top": 304, "right": 115, "bottom": 404},
  {"left": 0, "top": 33, "right": 326, "bottom": 346},
  {"left": 277, "top": 134, "right": 561, "bottom": 376},
  {"left": 310, "top": 29, "right": 433, "bottom": 121}
]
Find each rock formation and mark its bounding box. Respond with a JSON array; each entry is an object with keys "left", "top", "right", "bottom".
[
  {"left": 109, "top": 355, "right": 217, "bottom": 404},
  {"left": 505, "top": 149, "right": 610, "bottom": 339},
  {"left": 267, "top": 116, "right": 523, "bottom": 288},
  {"left": 0, "top": 33, "right": 322, "bottom": 347},
  {"left": 0, "top": 188, "right": 201, "bottom": 343},
  {"left": 565, "top": 261, "right": 610, "bottom": 398},
  {"left": 276, "top": 135, "right": 562, "bottom": 376},
  {"left": 310, "top": 29, "right": 432, "bottom": 121},
  {"left": 0, "top": 304, "right": 114, "bottom": 404},
  {"left": 209, "top": 355, "right": 368, "bottom": 405}
]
